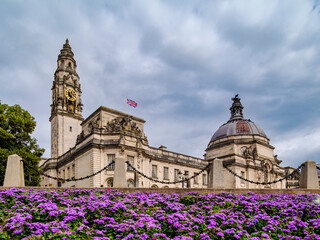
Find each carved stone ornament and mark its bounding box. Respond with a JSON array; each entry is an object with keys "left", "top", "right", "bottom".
[
  {"left": 137, "top": 150, "right": 142, "bottom": 157},
  {"left": 76, "top": 131, "right": 85, "bottom": 144},
  {"left": 63, "top": 74, "right": 71, "bottom": 81},
  {"left": 77, "top": 101, "right": 83, "bottom": 111},
  {"left": 68, "top": 104, "right": 74, "bottom": 111},
  {"left": 274, "top": 155, "right": 282, "bottom": 164},
  {"left": 57, "top": 97, "right": 63, "bottom": 105},
  {"left": 104, "top": 116, "right": 142, "bottom": 137},
  {"left": 137, "top": 159, "right": 141, "bottom": 169},
  {"left": 119, "top": 147, "right": 125, "bottom": 155},
  {"left": 241, "top": 146, "right": 257, "bottom": 159},
  {"left": 94, "top": 117, "right": 100, "bottom": 128}
]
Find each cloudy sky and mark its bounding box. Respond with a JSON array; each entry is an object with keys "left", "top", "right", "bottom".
[{"left": 1, "top": 0, "right": 320, "bottom": 167}]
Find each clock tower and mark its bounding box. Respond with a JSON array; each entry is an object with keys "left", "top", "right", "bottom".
[{"left": 50, "top": 39, "right": 83, "bottom": 159}]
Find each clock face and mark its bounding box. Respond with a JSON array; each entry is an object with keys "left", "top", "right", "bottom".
[{"left": 65, "top": 88, "right": 77, "bottom": 101}]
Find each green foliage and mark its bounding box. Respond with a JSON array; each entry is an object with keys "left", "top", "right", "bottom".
[{"left": 0, "top": 100, "right": 45, "bottom": 186}]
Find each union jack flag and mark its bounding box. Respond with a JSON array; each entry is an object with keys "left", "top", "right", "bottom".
[{"left": 127, "top": 98, "right": 138, "bottom": 108}]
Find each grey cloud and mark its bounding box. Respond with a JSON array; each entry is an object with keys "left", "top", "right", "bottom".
[{"left": 0, "top": 0, "right": 320, "bottom": 165}]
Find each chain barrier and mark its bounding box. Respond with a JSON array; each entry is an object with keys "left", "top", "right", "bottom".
[
  {"left": 125, "top": 161, "right": 212, "bottom": 185},
  {"left": 22, "top": 157, "right": 311, "bottom": 186},
  {"left": 21, "top": 159, "right": 115, "bottom": 182},
  {"left": 223, "top": 164, "right": 302, "bottom": 185}
]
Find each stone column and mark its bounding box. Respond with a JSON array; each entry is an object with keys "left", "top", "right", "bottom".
[
  {"left": 300, "top": 160, "right": 319, "bottom": 189},
  {"left": 208, "top": 158, "right": 225, "bottom": 188},
  {"left": 3, "top": 154, "right": 25, "bottom": 187},
  {"left": 113, "top": 158, "right": 127, "bottom": 188}
]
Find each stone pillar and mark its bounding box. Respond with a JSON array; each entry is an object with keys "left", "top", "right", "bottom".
[
  {"left": 113, "top": 158, "right": 127, "bottom": 188},
  {"left": 3, "top": 154, "right": 25, "bottom": 187},
  {"left": 300, "top": 160, "right": 319, "bottom": 189},
  {"left": 208, "top": 159, "right": 225, "bottom": 188}
]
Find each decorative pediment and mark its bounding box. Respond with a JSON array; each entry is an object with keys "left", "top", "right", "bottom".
[
  {"left": 76, "top": 115, "right": 148, "bottom": 145},
  {"left": 105, "top": 116, "right": 142, "bottom": 137}
]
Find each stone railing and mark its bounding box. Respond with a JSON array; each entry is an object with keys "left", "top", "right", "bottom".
[{"left": 146, "top": 147, "right": 205, "bottom": 168}]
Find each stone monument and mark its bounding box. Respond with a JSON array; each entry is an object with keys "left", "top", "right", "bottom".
[
  {"left": 113, "top": 158, "right": 127, "bottom": 188},
  {"left": 208, "top": 159, "right": 225, "bottom": 188},
  {"left": 3, "top": 154, "right": 25, "bottom": 187},
  {"left": 300, "top": 160, "right": 319, "bottom": 189}
]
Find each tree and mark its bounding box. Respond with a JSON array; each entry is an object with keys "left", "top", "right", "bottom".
[{"left": 0, "top": 101, "right": 45, "bottom": 186}]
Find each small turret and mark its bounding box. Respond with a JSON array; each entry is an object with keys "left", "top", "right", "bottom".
[{"left": 229, "top": 94, "right": 244, "bottom": 121}]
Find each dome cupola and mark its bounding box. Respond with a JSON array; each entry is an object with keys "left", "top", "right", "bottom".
[{"left": 209, "top": 95, "right": 267, "bottom": 144}]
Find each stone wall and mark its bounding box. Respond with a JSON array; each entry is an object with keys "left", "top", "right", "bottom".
[{"left": 1, "top": 187, "right": 320, "bottom": 194}]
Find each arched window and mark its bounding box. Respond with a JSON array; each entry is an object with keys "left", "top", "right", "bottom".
[
  {"left": 263, "top": 163, "right": 271, "bottom": 183},
  {"left": 127, "top": 179, "right": 134, "bottom": 188},
  {"left": 151, "top": 184, "right": 158, "bottom": 189},
  {"left": 106, "top": 178, "right": 113, "bottom": 188},
  {"left": 163, "top": 186, "right": 169, "bottom": 188}
]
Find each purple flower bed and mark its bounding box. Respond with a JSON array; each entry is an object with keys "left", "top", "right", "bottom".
[{"left": 0, "top": 189, "right": 320, "bottom": 239}]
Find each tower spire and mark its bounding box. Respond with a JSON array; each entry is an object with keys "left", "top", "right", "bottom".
[
  {"left": 57, "top": 38, "right": 77, "bottom": 70},
  {"left": 229, "top": 94, "right": 244, "bottom": 121}
]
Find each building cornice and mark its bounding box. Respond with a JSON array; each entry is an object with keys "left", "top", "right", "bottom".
[
  {"left": 55, "top": 135, "right": 206, "bottom": 169},
  {"left": 49, "top": 111, "right": 83, "bottom": 122},
  {"left": 206, "top": 138, "right": 274, "bottom": 151}
]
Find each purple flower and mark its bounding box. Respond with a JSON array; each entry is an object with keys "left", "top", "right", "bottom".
[{"left": 217, "top": 232, "right": 224, "bottom": 237}]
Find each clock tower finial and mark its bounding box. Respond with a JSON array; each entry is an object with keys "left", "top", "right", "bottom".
[
  {"left": 50, "top": 40, "right": 83, "bottom": 158},
  {"left": 51, "top": 39, "right": 82, "bottom": 117}
]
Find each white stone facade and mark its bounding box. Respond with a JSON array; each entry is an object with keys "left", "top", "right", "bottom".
[
  {"left": 42, "top": 105, "right": 208, "bottom": 188},
  {"left": 40, "top": 41, "right": 287, "bottom": 189}
]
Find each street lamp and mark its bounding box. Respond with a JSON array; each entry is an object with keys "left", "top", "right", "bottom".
[{"left": 178, "top": 170, "right": 188, "bottom": 188}]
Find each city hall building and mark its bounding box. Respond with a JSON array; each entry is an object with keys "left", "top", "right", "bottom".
[{"left": 40, "top": 40, "right": 288, "bottom": 189}]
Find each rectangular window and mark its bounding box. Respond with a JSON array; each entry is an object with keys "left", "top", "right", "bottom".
[
  {"left": 241, "top": 171, "right": 245, "bottom": 184},
  {"left": 185, "top": 171, "right": 190, "bottom": 188},
  {"left": 63, "top": 169, "right": 65, "bottom": 179},
  {"left": 127, "top": 156, "right": 134, "bottom": 171},
  {"left": 163, "top": 167, "right": 169, "bottom": 180},
  {"left": 67, "top": 167, "right": 70, "bottom": 179},
  {"left": 194, "top": 173, "right": 198, "bottom": 184},
  {"left": 202, "top": 174, "right": 207, "bottom": 185},
  {"left": 152, "top": 165, "right": 158, "bottom": 178},
  {"left": 174, "top": 169, "right": 180, "bottom": 181},
  {"left": 72, "top": 164, "right": 75, "bottom": 178},
  {"left": 107, "top": 154, "right": 115, "bottom": 170}
]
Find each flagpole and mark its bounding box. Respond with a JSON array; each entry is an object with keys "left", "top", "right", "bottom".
[{"left": 126, "top": 96, "right": 128, "bottom": 115}]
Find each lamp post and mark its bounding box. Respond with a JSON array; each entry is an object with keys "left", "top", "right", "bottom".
[
  {"left": 178, "top": 171, "right": 183, "bottom": 188},
  {"left": 178, "top": 171, "right": 188, "bottom": 188}
]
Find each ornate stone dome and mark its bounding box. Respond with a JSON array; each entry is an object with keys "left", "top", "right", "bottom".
[{"left": 209, "top": 95, "right": 267, "bottom": 143}]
